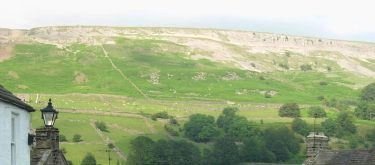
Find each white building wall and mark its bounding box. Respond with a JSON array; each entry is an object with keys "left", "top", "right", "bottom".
[{"left": 0, "top": 101, "right": 31, "bottom": 165}]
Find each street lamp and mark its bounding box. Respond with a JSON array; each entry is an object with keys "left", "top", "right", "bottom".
[{"left": 40, "top": 98, "right": 59, "bottom": 127}]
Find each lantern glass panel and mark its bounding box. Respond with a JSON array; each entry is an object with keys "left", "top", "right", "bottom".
[{"left": 43, "top": 112, "right": 54, "bottom": 126}]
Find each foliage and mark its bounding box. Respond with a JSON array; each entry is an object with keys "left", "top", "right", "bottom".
[
  {"left": 217, "top": 107, "right": 257, "bottom": 140},
  {"left": 128, "top": 136, "right": 201, "bottom": 165},
  {"left": 263, "top": 126, "right": 300, "bottom": 162},
  {"left": 95, "top": 121, "right": 108, "bottom": 132},
  {"left": 324, "top": 98, "right": 350, "bottom": 111},
  {"left": 308, "top": 106, "right": 327, "bottom": 118},
  {"left": 240, "top": 136, "right": 276, "bottom": 162},
  {"left": 335, "top": 111, "right": 357, "bottom": 136},
  {"left": 226, "top": 116, "right": 257, "bottom": 140},
  {"left": 205, "top": 136, "right": 240, "bottom": 165},
  {"left": 291, "top": 118, "right": 310, "bottom": 136},
  {"left": 184, "top": 114, "right": 219, "bottom": 142},
  {"left": 355, "top": 102, "right": 375, "bottom": 120},
  {"left": 73, "top": 134, "right": 82, "bottom": 142},
  {"left": 81, "top": 153, "right": 96, "bottom": 165},
  {"left": 127, "top": 136, "right": 155, "bottom": 165},
  {"left": 321, "top": 118, "right": 336, "bottom": 137},
  {"left": 319, "top": 81, "right": 328, "bottom": 86},
  {"left": 151, "top": 111, "right": 169, "bottom": 121},
  {"left": 278, "top": 103, "right": 300, "bottom": 117},
  {"left": 361, "top": 82, "right": 375, "bottom": 102},
  {"left": 321, "top": 111, "right": 357, "bottom": 137},
  {"left": 108, "top": 143, "right": 115, "bottom": 149},
  {"left": 59, "top": 134, "right": 68, "bottom": 142},
  {"left": 217, "top": 107, "right": 238, "bottom": 131},
  {"left": 152, "top": 139, "right": 201, "bottom": 165}
]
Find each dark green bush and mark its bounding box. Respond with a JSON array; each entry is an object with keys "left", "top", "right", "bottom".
[
  {"left": 278, "top": 103, "right": 300, "bottom": 117},
  {"left": 95, "top": 121, "right": 108, "bottom": 132}
]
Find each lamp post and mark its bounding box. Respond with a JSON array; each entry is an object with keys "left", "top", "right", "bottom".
[
  {"left": 41, "top": 99, "right": 59, "bottom": 127},
  {"left": 31, "top": 99, "right": 68, "bottom": 165}
]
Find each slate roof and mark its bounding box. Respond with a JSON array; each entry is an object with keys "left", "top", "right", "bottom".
[
  {"left": 0, "top": 85, "right": 35, "bottom": 112},
  {"left": 310, "top": 149, "right": 375, "bottom": 165}
]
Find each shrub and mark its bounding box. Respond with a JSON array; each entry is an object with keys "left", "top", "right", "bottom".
[
  {"left": 279, "top": 103, "right": 300, "bottom": 117},
  {"left": 151, "top": 111, "right": 169, "bottom": 120},
  {"left": 59, "top": 134, "right": 67, "bottom": 142},
  {"left": 319, "top": 81, "right": 328, "bottom": 86},
  {"left": 327, "top": 66, "right": 332, "bottom": 71},
  {"left": 108, "top": 143, "right": 115, "bottom": 149},
  {"left": 95, "top": 121, "right": 108, "bottom": 132},
  {"left": 308, "top": 106, "right": 327, "bottom": 118},
  {"left": 73, "top": 134, "right": 82, "bottom": 142},
  {"left": 81, "top": 152, "right": 96, "bottom": 165}
]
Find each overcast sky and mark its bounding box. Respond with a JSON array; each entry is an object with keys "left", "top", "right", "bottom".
[{"left": 1, "top": 0, "right": 375, "bottom": 42}]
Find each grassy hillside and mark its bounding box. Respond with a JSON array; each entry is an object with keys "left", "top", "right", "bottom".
[
  {"left": 0, "top": 28, "right": 374, "bottom": 164},
  {"left": 1, "top": 38, "right": 369, "bottom": 103}
]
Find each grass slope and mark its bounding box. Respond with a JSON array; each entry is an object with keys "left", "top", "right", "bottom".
[{"left": 1, "top": 37, "right": 374, "bottom": 163}]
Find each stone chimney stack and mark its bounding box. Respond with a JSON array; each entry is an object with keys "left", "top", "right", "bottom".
[{"left": 306, "top": 132, "right": 329, "bottom": 158}]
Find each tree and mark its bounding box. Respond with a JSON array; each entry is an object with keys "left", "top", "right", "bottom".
[
  {"left": 355, "top": 102, "right": 375, "bottom": 120},
  {"left": 322, "top": 112, "right": 357, "bottom": 137},
  {"left": 73, "top": 134, "right": 82, "bottom": 142},
  {"left": 291, "top": 118, "right": 310, "bottom": 136},
  {"left": 335, "top": 111, "right": 356, "bottom": 136},
  {"left": 321, "top": 118, "right": 336, "bottom": 137},
  {"left": 150, "top": 139, "right": 201, "bottom": 165},
  {"left": 263, "top": 126, "right": 300, "bottom": 161},
  {"left": 279, "top": 103, "right": 300, "bottom": 117},
  {"left": 217, "top": 107, "right": 238, "bottom": 131},
  {"left": 127, "top": 136, "right": 155, "bottom": 165},
  {"left": 308, "top": 106, "right": 326, "bottom": 118},
  {"left": 207, "top": 136, "right": 240, "bottom": 165},
  {"left": 361, "top": 82, "right": 375, "bottom": 102},
  {"left": 184, "top": 114, "right": 218, "bottom": 142},
  {"left": 81, "top": 153, "right": 96, "bottom": 165},
  {"left": 240, "top": 136, "right": 276, "bottom": 162},
  {"left": 226, "top": 116, "right": 257, "bottom": 140}
]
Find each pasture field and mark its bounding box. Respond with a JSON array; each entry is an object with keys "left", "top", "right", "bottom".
[{"left": 0, "top": 37, "right": 373, "bottom": 163}]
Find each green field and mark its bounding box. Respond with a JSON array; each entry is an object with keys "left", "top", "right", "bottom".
[{"left": 1, "top": 36, "right": 374, "bottom": 164}]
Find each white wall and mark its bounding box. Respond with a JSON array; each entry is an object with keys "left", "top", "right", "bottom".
[{"left": 0, "top": 101, "right": 32, "bottom": 165}]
